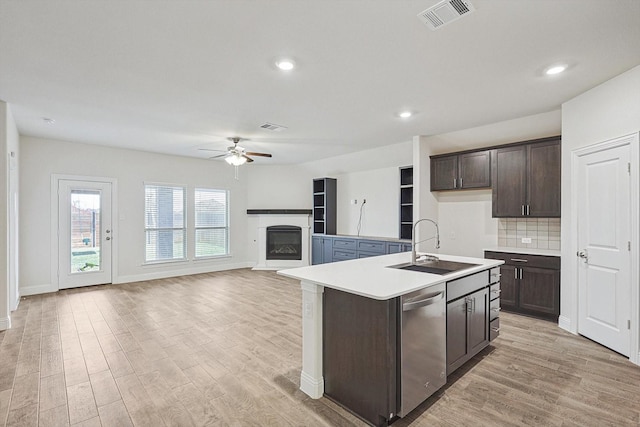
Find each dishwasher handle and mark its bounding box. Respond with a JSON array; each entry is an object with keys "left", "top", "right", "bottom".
[{"left": 402, "top": 291, "right": 444, "bottom": 311}]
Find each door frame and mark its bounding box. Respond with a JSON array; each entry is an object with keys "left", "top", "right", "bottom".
[
  {"left": 570, "top": 133, "right": 639, "bottom": 365},
  {"left": 51, "top": 174, "right": 118, "bottom": 291}
]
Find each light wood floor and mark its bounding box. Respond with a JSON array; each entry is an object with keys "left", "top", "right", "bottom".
[{"left": 1, "top": 269, "right": 638, "bottom": 427}]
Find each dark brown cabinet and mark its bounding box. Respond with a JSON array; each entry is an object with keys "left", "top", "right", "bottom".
[
  {"left": 313, "top": 178, "right": 337, "bottom": 234},
  {"left": 430, "top": 150, "right": 491, "bottom": 191},
  {"left": 399, "top": 166, "right": 413, "bottom": 239},
  {"left": 446, "top": 287, "right": 489, "bottom": 374},
  {"left": 323, "top": 288, "right": 398, "bottom": 426},
  {"left": 484, "top": 251, "right": 560, "bottom": 321},
  {"left": 492, "top": 137, "right": 561, "bottom": 217}
]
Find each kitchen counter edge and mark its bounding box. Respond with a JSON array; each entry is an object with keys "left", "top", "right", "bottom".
[{"left": 278, "top": 252, "right": 504, "bottom": 300}]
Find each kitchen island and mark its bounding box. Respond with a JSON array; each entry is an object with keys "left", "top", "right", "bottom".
[{"left": 279, "top": 251, "right": 503, "bottom": 426}]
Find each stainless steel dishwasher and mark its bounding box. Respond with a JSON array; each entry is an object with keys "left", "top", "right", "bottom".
[{"left": 399, "top": 282, "right": 447, "bottom": 417}]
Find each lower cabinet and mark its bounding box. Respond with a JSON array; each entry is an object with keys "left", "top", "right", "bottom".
[
  {"left": 311, "top": 236, "right": 333, "bottom": 265},
  {"left": 484, "top": 251, "right": 560, "bottom": 321},
  {"left": 323, "top": 288, "right": 398, "bottom": 426},
  {"left": 446, "top": 287, "right": 489, "bottom": 374},
  {"left": 312, "top": 235, "right": 411, "bottom": 264}
]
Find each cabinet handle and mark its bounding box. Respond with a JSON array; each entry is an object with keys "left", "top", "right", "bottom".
[
  {"left": 519, "top": 269, "right": 523, "bottom": 280},
  {"left": 459, "top": 178, "right": 463, "bottom": 188},
  {"left": 492, "top": 307, "right": 501, "bottom": 312},
  {"left": 491, "top": 289, "right": 501, "bottom": 295},
  {"left": 491, "top": 327, "right": 501, "bottom": 332},
  {"left": 454, "top": 178, "right": 457, "bottom": 188},
  {"left": 510, "top": 258, "right": 528, "bottom": 262},
  {"left": 514, "top": 268, "right": 518, "bottom": 279},
  {"left": 521, "top": 205, "right": 525, "bottom": 216}
]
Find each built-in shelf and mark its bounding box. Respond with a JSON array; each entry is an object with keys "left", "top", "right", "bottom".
[
  {"left": 399, "top": 166, "right": 413, "bottom": 240},
  {"left": 313, "top": 178, "right": 336, "bottom": 234}
]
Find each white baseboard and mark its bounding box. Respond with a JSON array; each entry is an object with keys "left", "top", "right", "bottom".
[
  {"left": 0, "top": 316, "right": 11, "bottom": 331},
  {"left": 21, "top": 284, "right": 57, "bottom": 296},
  {"left": 300, "top": 371, "right": 324, "bottom": 399},
  {"left": 12, "top": 292, "right": 20, "bottom": 311},
  {"left": 558, "top": 315, "right": 574, "bottom": 333},
  {"left": 114, "top": 261, "right": 255, "bottom": 284}
]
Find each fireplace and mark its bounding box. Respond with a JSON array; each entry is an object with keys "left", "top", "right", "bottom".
[
  {"left": 266, "top": 226, "right": 302, "bottom": 260},
  {"left": 248, "top": 210, "right": 311, "bottom": 270}
]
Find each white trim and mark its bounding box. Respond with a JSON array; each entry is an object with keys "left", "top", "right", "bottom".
[
  {"left": 299, "top": 280, "right": 325, "bottom": 399},
  {"left": 557, "top": 315, "right": 573, "bottom": 333},
  {"left": 0, "top": 316, "right": 10, "bottom": 331},
  {"left": 114, "top": 261, "right": 253, "bottom": 284},
  {"left": 51, "top": 174, "right": 118, "bottom": 291},
  {"left": 570, "top": 133, "right": 639, "bottom": 365},
  {"left": 13, "top": 290, "right": 20, "bottom": 311},
  {"left": 21, "top": 284, "right": 56, "bottom": 296}
]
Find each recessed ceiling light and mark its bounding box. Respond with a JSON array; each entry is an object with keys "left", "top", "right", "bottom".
[
  {"left": 545, "top": 64, "right": 567, "bottom": 76},
  {"left": 275, "top": 59, "right": 295, "bottom": 71},
  {"left": 398, "top": 111, "right": 412, "bottom": 119},
  {"left": 42, "top": 117, "right": 55, "bottom": 124}
]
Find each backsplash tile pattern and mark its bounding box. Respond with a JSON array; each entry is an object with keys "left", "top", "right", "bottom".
[{"left": 498, "top": 218, "right": 560, "bottom": 250}]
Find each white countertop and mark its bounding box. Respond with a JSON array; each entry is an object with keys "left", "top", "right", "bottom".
[
  {"left": 484, "top": 246, "right": 561, "bottom": 257},
  {"left": 278, "top": 252, "right": 504, "bottom": 300}
]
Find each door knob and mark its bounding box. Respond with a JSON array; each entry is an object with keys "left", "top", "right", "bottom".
[{"left": 576, "top": 249, "right": 588, "bottom": 262}]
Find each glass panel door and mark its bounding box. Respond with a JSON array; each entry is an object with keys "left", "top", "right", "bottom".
[{"left": 59, "top": 180, "right": 112, "bottom": 289}]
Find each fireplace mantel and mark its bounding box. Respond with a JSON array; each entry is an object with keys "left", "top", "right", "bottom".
[{"left": 247, "top": 209, "right": 312, "bottom": 215}]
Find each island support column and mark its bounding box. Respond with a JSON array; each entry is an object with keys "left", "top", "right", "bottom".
[{"left": 300, "top": 280, "right": 324, "bottom": 398}]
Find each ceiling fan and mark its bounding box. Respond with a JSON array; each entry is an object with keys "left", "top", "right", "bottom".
[{"left": 199, "top": 137, "right": 272, "bottom": 166}]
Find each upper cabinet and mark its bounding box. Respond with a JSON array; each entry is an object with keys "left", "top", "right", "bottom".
[
  {"left": 492, "top": 137, "right": 561, "bottom": 217},
  {"left": 430, "top": 151, "right": 491, "bottom": 191}
]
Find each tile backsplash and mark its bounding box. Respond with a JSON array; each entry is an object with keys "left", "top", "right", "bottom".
[{"left": 498, "top": 218, "right": 560, "bottom": 250}]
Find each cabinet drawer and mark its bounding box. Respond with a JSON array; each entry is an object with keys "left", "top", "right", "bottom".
[
  {"left": 484, "top": 251, "right": 560, "bottom": 270},
  {"left": 446, "top": 271, "right": 489, "bottom": 302},
  {"left": 357, "top": 240, "right": 385, "bottom": 254},
  {"left": 489, "top": 267, "right": 501, "bottom": 283},
  {"left": 357, "top": 251, "right": 380, "bottom": 259},
  {"left": 333, "top": 238, "right": 356, "bottom": 250},
  {"left": 333, "top": 249, "right": 356, "bottom": 261},
  {"left": 489, "top": 318, "right": 500, "bottom": 341},
  {"left": 490, "top": 298, "right": 500, "bottom": 321},
  {"left": 489, "top": 282, "right": 501, "bottom": 300}
]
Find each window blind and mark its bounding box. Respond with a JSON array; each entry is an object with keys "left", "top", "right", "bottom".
[
  {"left": 144, "top": 185, "right": 186, "bottom": 262},
  {"left": 195, "top": 188, "right": 229, "bottom": 257}
]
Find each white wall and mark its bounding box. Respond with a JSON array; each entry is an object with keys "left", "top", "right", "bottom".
[
  {"left": 246, "top": 141, "right": 413, "bottom": 239},
  {"left": 19, "top": 136, "right": 251, "bottom": 295},
  {"left": 560, "top": 66, "right": 640, "bottom": 341}
]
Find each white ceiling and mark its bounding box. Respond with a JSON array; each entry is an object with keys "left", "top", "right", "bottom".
[{"left": 1, "top": 0, "right": 639, "bottom": 164}]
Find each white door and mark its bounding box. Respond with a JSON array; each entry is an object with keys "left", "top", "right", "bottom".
[
  {"left": 577, "top": 142, "right": 631, "bottom": 356},
  {"left": 58, "top": 180, "right": 113, "bottom": 289}
]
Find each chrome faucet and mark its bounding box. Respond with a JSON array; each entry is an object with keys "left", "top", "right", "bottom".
[{"left": 411, "top": 218, "right": 440, "bottom": 264}]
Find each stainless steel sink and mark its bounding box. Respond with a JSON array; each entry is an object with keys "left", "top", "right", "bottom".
[{"left": 387, "top": 259, "right": 479, "bottom": 275}]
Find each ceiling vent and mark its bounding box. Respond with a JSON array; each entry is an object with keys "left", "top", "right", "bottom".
[
  {"left": 260, "top": 122, "right": 288, "bottom": 132},
  {"left": 417, "top": 0, "right": 475, "bottom": 30}
]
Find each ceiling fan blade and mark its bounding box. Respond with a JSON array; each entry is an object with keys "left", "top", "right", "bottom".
[
  {"left": 209, "top": 154, "right": 228, "bottom": 159},
  {"left": 198, "top": 148, "right": 228, "bottom": 152},
  {"left": 242, "top": 154, "right": 254, "bottom": 163},
  {"left": 245, "top": 152, "right": 272, "bottom": 158}
]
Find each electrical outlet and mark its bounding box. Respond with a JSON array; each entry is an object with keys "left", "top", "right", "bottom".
[
  {"left": 521, "top": 237, "right": 532, "bottom": 244},
  {"left": 304, "top": 302, "right": 313, "bottom": 318}
]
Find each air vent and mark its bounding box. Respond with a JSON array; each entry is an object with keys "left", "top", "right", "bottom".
[
  {"left": 260, "top": 122, "right": 288, "bottom": 132},
  {"left": 417, "top": 0, "right": 475, "bottom": 30}
]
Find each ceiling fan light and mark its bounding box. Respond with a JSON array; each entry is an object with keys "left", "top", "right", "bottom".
[{"left": 225, "top": 153, "right": 247, "bottom": 166}]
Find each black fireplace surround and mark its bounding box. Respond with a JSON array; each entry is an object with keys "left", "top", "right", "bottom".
[{"left": 266, "top": 225, "right": 302, "bottom": 260}]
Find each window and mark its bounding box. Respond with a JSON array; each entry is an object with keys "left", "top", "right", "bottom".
[
  {"left": 145, "top": 184, "right": 186, "bottom": 262},
  {"left": 195, "top": 188, "right": 229, "bottom": 258}
]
